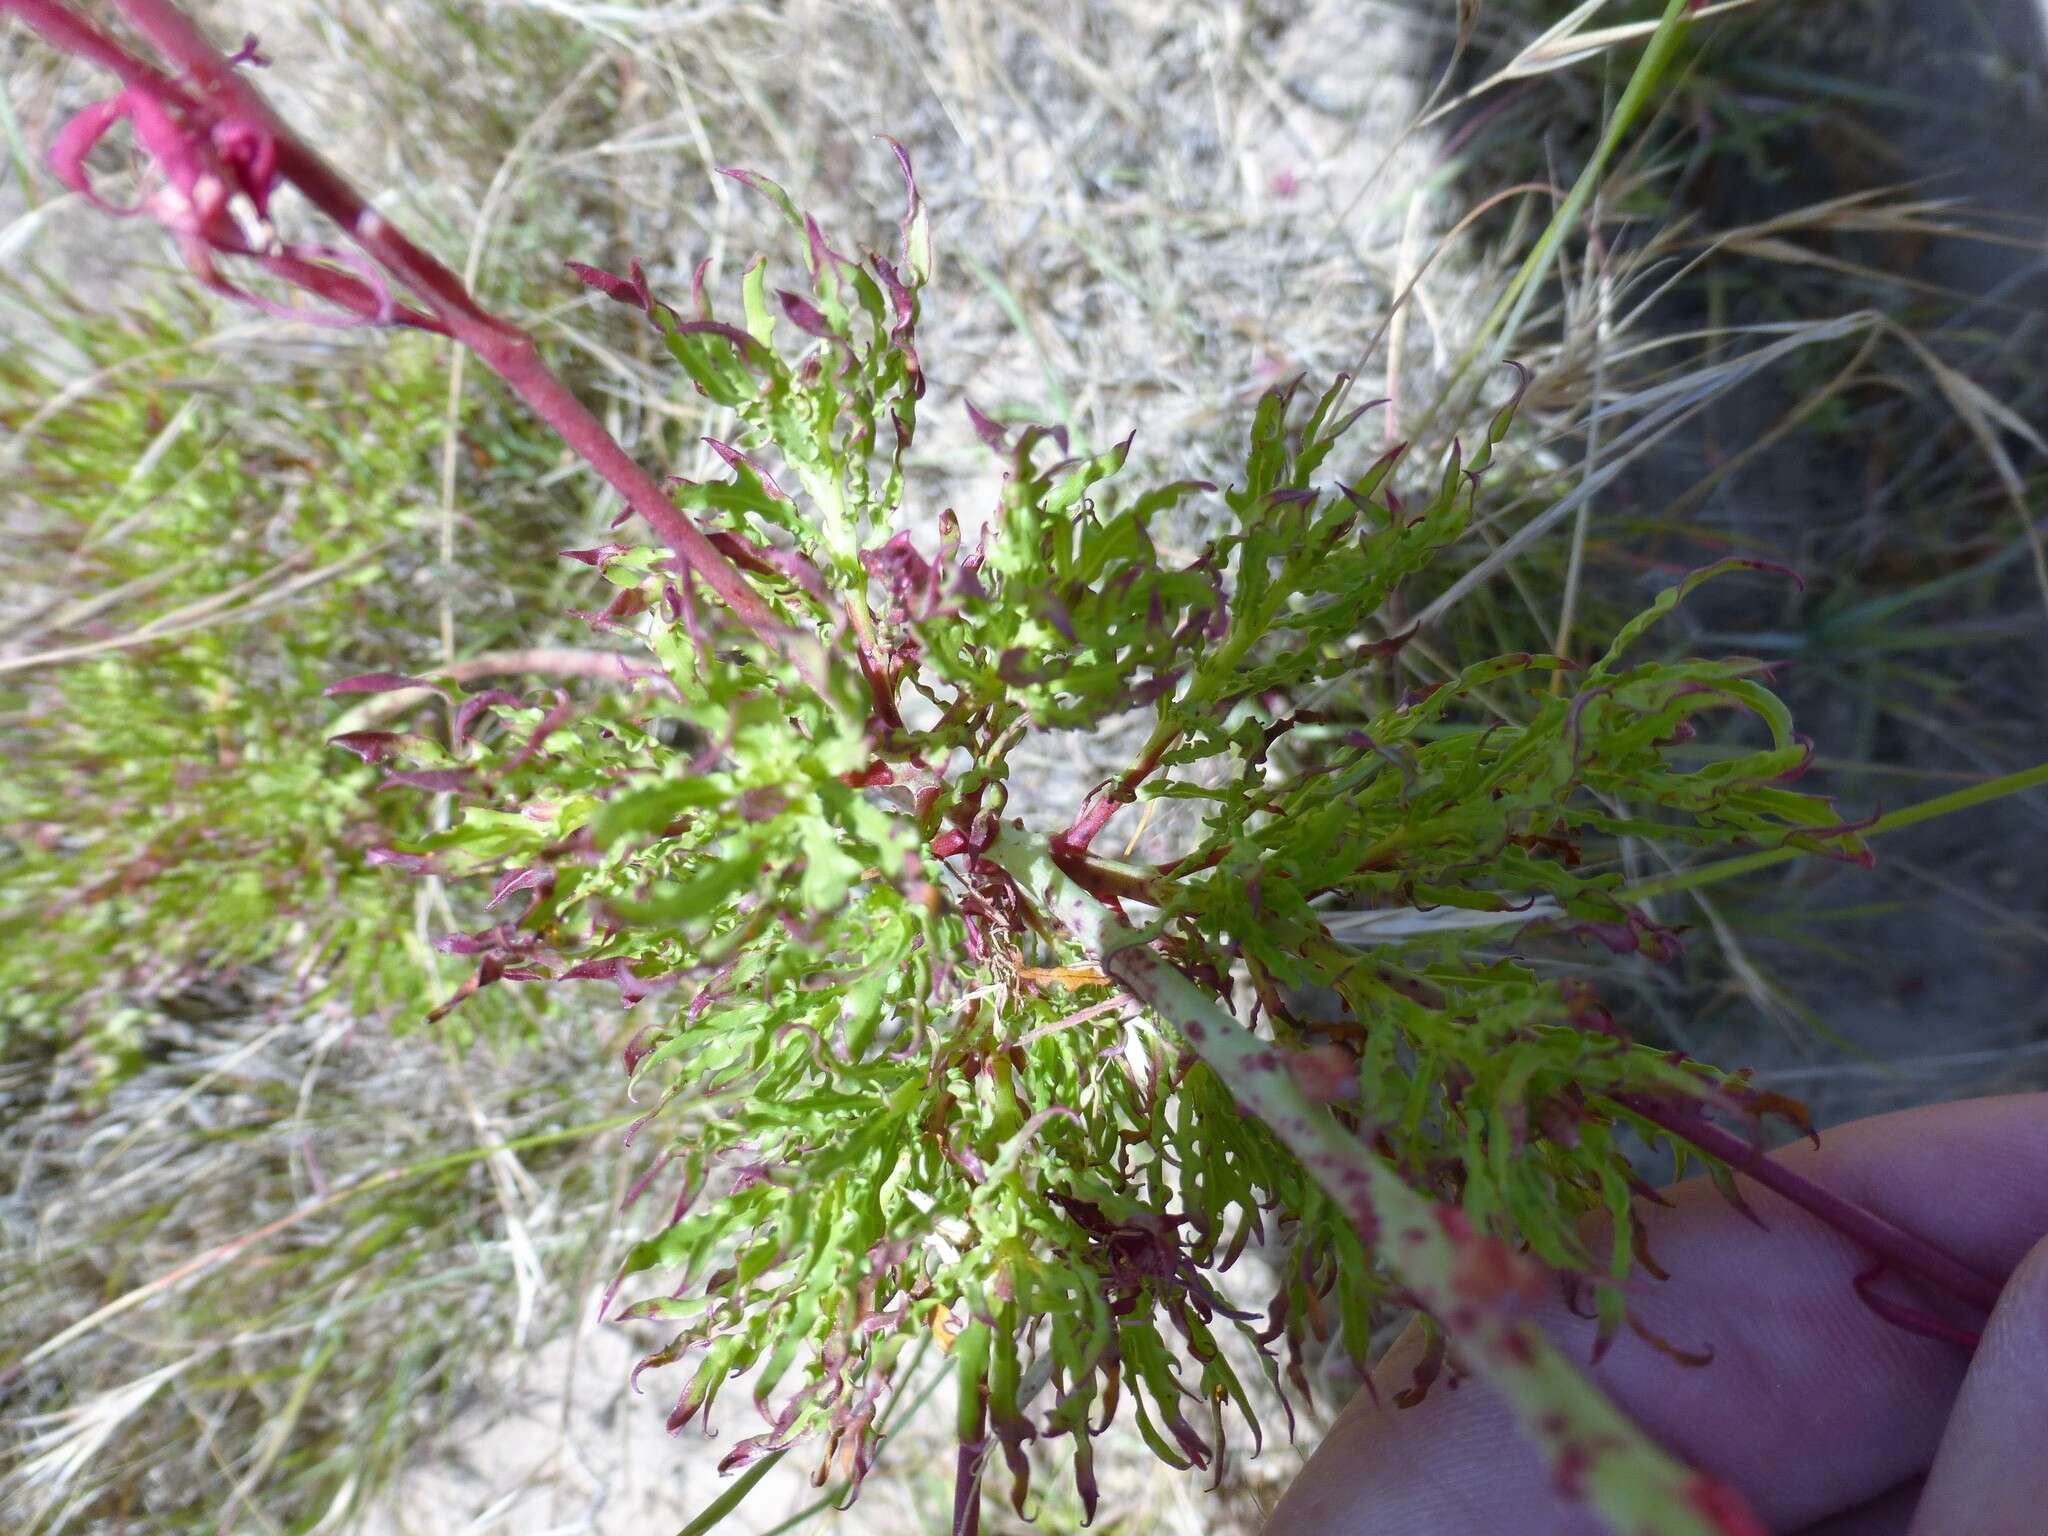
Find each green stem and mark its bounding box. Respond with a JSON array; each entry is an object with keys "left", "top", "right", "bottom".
[
  {"left": 674, "top": 1451, "right": 790, "bottom": 1536},
  {"left": 1623, "top": 758, "right": 2048, "bottom": 902},
  {"left": 1406, "top": 0, "right": 1694, "bottom": 466},
  {"left": 988, "top": 828, "right": 1755, "bottom": 1536}
]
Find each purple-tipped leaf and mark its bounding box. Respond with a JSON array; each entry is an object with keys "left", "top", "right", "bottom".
[
  {"left": 566, "top": 258, "right": 660, "bottom": 318},
  {"left": 702, "top": 436, "right": 791, "bottom": 500},
  {"left": 716, "top": 166, "right": 804, "bottom": 229},
  {"left": 878, "top": 135, "right": 932, "bottom": 282},
  {"left": 327, "top": 731, "right": 407, "bottom": 762},
  {"left": 324, "top": 670, "right": 439, "bottom": 697},
  {"left": 488, "top": 866, "right": 555, "bottom": 911},
  {"left": 453, "top": 689, "right": 523, "bottom": 744},
  {"left": 963, "top": 398, "right": 1008, "bottom": 452},
  {"left": 560, "top": 543, "right": 630, "bottom": 567}
]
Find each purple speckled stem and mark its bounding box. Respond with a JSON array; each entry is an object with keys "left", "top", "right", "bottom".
[{"left": 987, "top": 828, "right": 1761, "bottom": 1536}]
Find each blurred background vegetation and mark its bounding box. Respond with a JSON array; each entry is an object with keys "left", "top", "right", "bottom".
[{"left": 2, "top": 2, "right": 2044, "bottom": 1532}]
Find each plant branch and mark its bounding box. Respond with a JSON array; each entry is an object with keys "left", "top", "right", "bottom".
[
  {"left": 672, "top": 1451, "right": 788, "bottom": 1536},
  {"left": 1621, "top": 758, "right": 2048, "bottom": 902},
  {"left": 328, "top": 647, "right": 678, "bottom": 732},
  {"left": 1062, "top": 718, "right": 1181, "bottom": 853},
  {"left": 1618, "top": 1095, "right": 2002, "bottom": 1317},
  {"left": 1048, "top": 847, "right": 1163, "bottom": 907},
  {"left": 988, "top": 827, "right": 1758, "bottom": 1536},
  {"left": 7, "top": 0, "right": 181, "bottom": 90},
  {"left": 7, "top": 0, "right": 804, "bottom": 667}
]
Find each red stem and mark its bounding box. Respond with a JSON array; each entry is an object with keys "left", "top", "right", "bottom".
[
  {"left": 8, "top": 0, "right": 171, "bottom": 85},
  {"left": 1854, "top": 1267, "right": 1981, "bottom": 1349},
  {"left": 1049, "top": 847, "right": 1161, "bottom": 907},
  {"left": 9, "top": 0, "right": 794, "bottom": 659},
  {"left": 1621, "top": 1095, "right": 2003, "bottom": 1317},
  {"left": 1061, "top": 724, "right": 1180, "bottom": 853},
  {"left": 952, "top": 1402, "right": 985, "bottom": 1536}
]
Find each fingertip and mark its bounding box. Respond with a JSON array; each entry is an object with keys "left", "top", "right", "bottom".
[
  {"left": 1810, "top": 1094, "right": 2048, "bottom": 1280},
  {"left": 1983, "top": 1226, "right": 2048, "bottom": 1356},
  {"left": 1908, "top": 1231, "right": 2048, "bottom": 1535}
]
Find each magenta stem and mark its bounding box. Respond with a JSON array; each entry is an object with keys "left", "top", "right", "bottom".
[
  {"left": 7, "top": 0, "right": 793, "bottom": 656},
  {"left": 1061, "top": 724, "right": 1179, "bottom": 853},
  {"left": 951, "top": 1409, "right": 984, "bottom": 1536},
  {"left": 1622, "top": 1095, "right": 2003, "bottom": 1316},
  {"left": 7, "top": 0, "right": 172, "bottom": 86}
]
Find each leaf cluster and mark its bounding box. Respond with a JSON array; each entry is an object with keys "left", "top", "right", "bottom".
[{"left": 352, "top": 159, "right": 1870, "bottom": 1523}]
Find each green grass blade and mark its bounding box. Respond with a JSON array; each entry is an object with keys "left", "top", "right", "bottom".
[{"left": 1624, "top": 759, "right": 2048, "bottom": 901}]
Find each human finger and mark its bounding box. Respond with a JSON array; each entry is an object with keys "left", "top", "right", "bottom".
[
  {"left": 1905, "top": 1231, "right": 2048, "bottom": 1536},
  {"left": 1268, "top": 1094, "right": 2048, "bottom": 1535}
]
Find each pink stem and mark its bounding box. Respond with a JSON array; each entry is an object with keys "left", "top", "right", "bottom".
[
  {"left": 1621, "top": 1095, "right": 2003, "bottom": 1316},
  {"left": 8, "top": 0, "right": 793, "bottom": 658},
  {"left": 7, "top": 0, "right": 170, "bottom": 86},
  {"left": 1061, "top": 726, "right": 1179, "bottom": 854}
]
